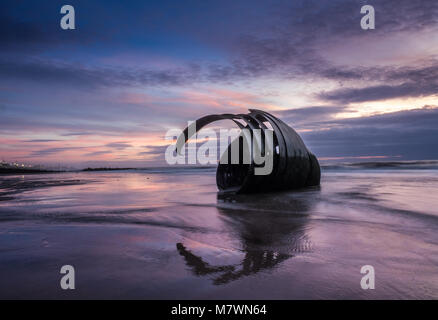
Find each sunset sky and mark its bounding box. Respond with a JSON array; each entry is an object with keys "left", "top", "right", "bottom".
[{"left": 1, "top": 0, "right": 438, "bottom": 167}]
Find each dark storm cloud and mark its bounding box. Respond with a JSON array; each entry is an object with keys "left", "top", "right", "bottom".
[{"left": 299, "top": 106, "right": 438, "bottom": 159}]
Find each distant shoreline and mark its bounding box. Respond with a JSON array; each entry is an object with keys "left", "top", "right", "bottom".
[
  {"left": 1, "top": 160, "right": 438, "bottom": 175},
  {"left": 0, "top": 167, "right": 134, "bottom": 174},
  {"left": 0, "top": 168, "right": 60, "bottom": 174}
]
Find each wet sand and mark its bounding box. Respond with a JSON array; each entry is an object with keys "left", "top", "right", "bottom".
[{"left": 0, "top": 166, "right": 437, "bottom": 299}]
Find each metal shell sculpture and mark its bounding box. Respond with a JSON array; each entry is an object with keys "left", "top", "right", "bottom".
[{"left": 176, "top": 109, "right": 320, "bottom": 194}]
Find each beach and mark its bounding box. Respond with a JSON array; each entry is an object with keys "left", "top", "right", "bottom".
[{"left": 0, "top": 164, "right": 437, "bottom": 299}]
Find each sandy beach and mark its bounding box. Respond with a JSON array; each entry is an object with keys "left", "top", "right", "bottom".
[{"left": 0, "top": 164, "right": 437, "bottom": 299}]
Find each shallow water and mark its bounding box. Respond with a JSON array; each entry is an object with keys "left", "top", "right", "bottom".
[{"left": 0, "top": 167, "right": 437, "bottom": 299}]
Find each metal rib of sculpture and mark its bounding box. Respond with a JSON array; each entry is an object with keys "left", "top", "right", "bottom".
[{"left": 176, "top": 109, "right": 320, "bottom": 194}]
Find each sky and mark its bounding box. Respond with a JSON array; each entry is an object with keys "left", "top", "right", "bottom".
[{"left": 1, "top": 0, "right": 438, "bottom": 167}]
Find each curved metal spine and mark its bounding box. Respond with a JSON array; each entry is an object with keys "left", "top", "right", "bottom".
[{"left": 176, "top": 109, "right": 320, "bottom": 194}]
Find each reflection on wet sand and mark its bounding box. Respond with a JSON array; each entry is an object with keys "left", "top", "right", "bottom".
[
  {"left": 1, "top": 170, "right": 437, "bottom": 298},
  {"left": 177, "top": 191, "right": 316, "bottom": 285}
]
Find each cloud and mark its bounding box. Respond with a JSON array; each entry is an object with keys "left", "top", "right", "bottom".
[
  {"left": 137, "top": 145, "right": 168, "bottom": 156},
  {"left": 0, "top": 57, "right": 202, "bottom": 89},
  {"left": 318, "top": 62, "right": 438, "bottom": 103},
  {"left": 206, "top": 0, "right": 438, "bottom": 82},
  {"left": 24, "top": 139, "right": 61, "bottom": 143},
  {"left": 60, "top": 132, "right": 92, "bottom": 136},
  {"left": 29, "top": 147, "right": 84, "bottom": 157},
  {"left": 274, "top": 106, "right": 352, "bottom": 126},
  {"left": 1, "top": 0, "right": 436, "bottom": 89},
  {"left": 84, "top": 150, "right": 112, "bottom": 157},
  {"left": 105, "top": 142, "right": 132, "bottom": 150},
  {"left": 1, "top": 0, "right": 438, "bottom": 165},
  {"left": 299, "top": 106, "right": 438, "bottom": 160},
  {"left": 318, "top": 83, "right": 437, "bottom": 103}
]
